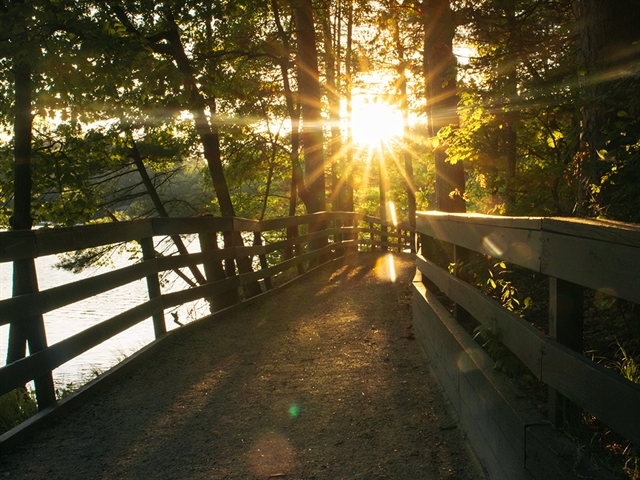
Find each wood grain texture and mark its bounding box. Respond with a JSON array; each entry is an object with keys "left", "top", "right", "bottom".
[
  {"left": 0, "top": 262, "right": 155, "bottom": 326},
  {"left": 541, "top": 231, "right": 640, "bottom": 304},
  {"left": 413, "top": 280, "right": 544, "bottom": 480},
  {"left": 541, "top": 340, "right": 640, "bottom": 446},
  {"left": 416, "top": 214, "right": 542, "bottom": 270},
  {"left": 416, "top": 254, "right": 545, "bottom": 378}
]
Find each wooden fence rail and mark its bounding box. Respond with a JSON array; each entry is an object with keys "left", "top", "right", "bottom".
[
  {"left": 413, "top": 212, "right": 640, "bottom": 479},
  {"left": 0, "top": 212, "right": 412, "bottom": 414}
]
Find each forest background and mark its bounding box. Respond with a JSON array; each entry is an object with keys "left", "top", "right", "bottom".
[
  {"left": 1, "top": 0, "right": 640, "bottom": 234},
  {"left": 2, "top": 2, "right": 640, "bottom": 475}
]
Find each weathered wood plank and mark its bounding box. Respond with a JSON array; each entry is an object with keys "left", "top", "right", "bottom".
[
  {"left": 232, "top": 217, "right": 260, "bottom": 232},
  {"left": 0, "top": 230, "right": 37, "bottom": 262},
  {"left": 540, "top": 231, "right": 640, "bottom": 304},
  {"left": 0, "top": 299, "right": 162, "bottom": 397},
  {"left": 541, "top": 340, "right": 640, "bottom": 446},
  {"left": 0, "top": 262, "right": 156, "bottom": 326},
  {"left": 259, "top": 212, "right": 330, "bottom": 231},
  {"left": 260, "top": 228, "right": 344, "bottom": 254},
  {"left": 417, "top": 211, "right": 543, "bottom": 230},
  {"left": 151, "top": 217, "right": 225, "bottom": 235},
  {"left": 34, "top": 220, "right": 154, "bottom": 257},
  {"left": 543, "top": 217, "right": 640, "bottom": 248},
  {"left": 416, "top": 214, "right": 542, "bottom": 271},
  {"left": 161, "top": 277, "right": 240, "bottom": 309},
  {"left": 413, "top": 281, "right": 541, "bottom": 480},
  {"left": 238, "top": 240, "right": 353, "bottom": 285},
  {"left": 235, "top": 244, "right": 267, "bottom": 257},
  {"left": 140, "top": 238, "right": 166, "bottom": 338}
]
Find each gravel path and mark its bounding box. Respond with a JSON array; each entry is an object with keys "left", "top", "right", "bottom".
[{"left": 0, "top": 253, "right": 487, "bottom": 479}]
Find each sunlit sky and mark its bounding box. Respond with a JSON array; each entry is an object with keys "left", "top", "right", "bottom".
[
  {"left": 348, "top": 94, "right": 405, "bottom": 147},
  {"left": 343, "top": 72, "right": 408, "bottom": 148}
]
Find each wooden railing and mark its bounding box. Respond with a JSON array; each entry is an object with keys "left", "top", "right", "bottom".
[
  {"left": 413, "top": 212, "right": 640, "bottom": 478},
  {"left": 0, "top": 212, "right": 412, "bottom": 412}
]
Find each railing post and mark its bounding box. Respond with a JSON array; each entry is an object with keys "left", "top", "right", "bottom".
[
  {"left": 253, "top": 231, "right": 273, "bottom": 290},
  {"left": 140, "top": 237, "right": 166, "bottom": 337},
  {"left": 454, "top": 245, "right": 472, "bottom": 325},
  {"left": 381, "top": 221, "right": 388, "bottom": 252},
  {"left": 369, "top": 222, "right": 376, "bottom": 251},
  {"left": 7, "top": 257, "right": 56, "bottom": 409},
  {"left": 199, "top": 230, "right": 235, "bottom": 311},
  {"left": 548, "top": 277, "right": 584, "bottom": 427}
]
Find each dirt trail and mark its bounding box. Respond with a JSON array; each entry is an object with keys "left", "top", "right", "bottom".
[{"left": 0, "top": 253, "right": 487, "bottom": 479}]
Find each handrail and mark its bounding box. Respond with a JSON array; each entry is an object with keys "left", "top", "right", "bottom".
[
  {"left": 0, "top": 212, "right": 414, "bottom": 413},
  {"left": 414, "top": 211, "right": 640, "bottom": 448}
]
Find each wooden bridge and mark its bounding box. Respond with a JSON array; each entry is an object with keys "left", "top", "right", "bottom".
[{"left": 1, "top": 212, "right": 639, "bottom": 479}]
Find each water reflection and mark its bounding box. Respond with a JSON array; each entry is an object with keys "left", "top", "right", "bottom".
[{"left": 0, "top": 248, "right": 208, "bottom": 385}]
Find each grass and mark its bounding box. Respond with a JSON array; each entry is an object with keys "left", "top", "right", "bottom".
[{"left": 0, "top": 388, "right": 38, "bottom": 434}]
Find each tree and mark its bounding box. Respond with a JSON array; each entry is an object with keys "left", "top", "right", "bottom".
[
  {"left": 422, "top": 0, "right": 465, "bottom": 213},
  {"left": 293, "top": 0, "right": 326, "bottom": 214},
  {"left": 572, "top": 0, "right": 640, "bottom": 218}
]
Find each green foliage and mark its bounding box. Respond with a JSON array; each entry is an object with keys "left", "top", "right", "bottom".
[
  {"left": 0, "top": 388, "right": 38, "bottom": 434},
  {"left": 472, "top": 323, "right": 534, "bottom": 386},
  {"left": 588, "top": 63, "right": 640, "bottom": 222},
  {"left": 611, "top": 341, "right": 640, "bottom": 384}
]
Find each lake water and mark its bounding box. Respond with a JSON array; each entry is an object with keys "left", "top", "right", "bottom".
[{"left": 0, "top": 241, "right": 208, "bottom": 388}]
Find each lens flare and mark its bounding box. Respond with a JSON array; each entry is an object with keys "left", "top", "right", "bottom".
[
  {"left": 387, "top": 254, "right": 396, "bottom": 282},
  {"left": 289, "top": 403, "right": 300, "bottom": 417},
  {"left": 482, "top": 235, "right": 504, "bottom": 257},
  {"left": 375, "top": 254, "right": 397, "bottom": 282},
  {"left": 388, "top": 201, "right": 398, "bottom": 226}
]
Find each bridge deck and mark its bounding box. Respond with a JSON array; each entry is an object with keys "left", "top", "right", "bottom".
[{"left": 0, "top": 253, "right": 486, "bottom": 479}]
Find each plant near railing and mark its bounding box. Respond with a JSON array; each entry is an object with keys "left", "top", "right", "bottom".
[
  {"left": 0, "top": 389, "right": 38, "bottom": 434},
  {"left": 612, "top": 341, "right": 640, "bottom": 384}
]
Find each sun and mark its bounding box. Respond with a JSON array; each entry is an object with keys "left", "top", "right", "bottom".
[{"left": 345, "top": 93, "right": 405, "bottom": 147}]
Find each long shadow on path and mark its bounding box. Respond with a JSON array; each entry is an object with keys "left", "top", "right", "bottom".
[{"left": 0, "top": 253, "right": 487, "bottom": 480}]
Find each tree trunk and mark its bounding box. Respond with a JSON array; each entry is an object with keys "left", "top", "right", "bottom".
[
  {"left": 320, "top": 4, "right": 342, "bottom": 211},
  {"left": 162, "top": 18, "right": 261, "bottom": 298},
  {"left": 7, "top": 59, "right": 56, "bottom": 408},
  {"left": 127, "top": 132, "right": 208, "bottom": 287},
  {"left": 294, "top": 0, "right": 326, "bottom": 214},
  {"left": 271, "top": 0, "right": 311, "bottom": 212},
  {"left": 500, "top": 0, "right": 519, "bottom": 213},
  {"left": 572, "top": 0, "right": 640, "bottom": 215},
  {"left": 343, "top": 0, "right": 355, "bottom": 212},
  {"left": 391, "top": 5, "right": 416, "bottom": 234},
  {"left": 423, "top": 0, "right": 465, "bottom": 213}
]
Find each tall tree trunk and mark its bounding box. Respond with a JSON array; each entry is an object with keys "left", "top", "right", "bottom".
[
  {"left": 391, "top": 4, "right": 416, "bottom": 233},
  {"left": 320, "top": 3, "right": 342, "bottom": 211},
  {"left": 272, "top": 0, "right": 311, "bottom": 213},
  {"left": 160, "top": 14, "right": 261, "bottom": 298},
  {"left": 7, "top": 59, "right": 56, "bottom": 407},
  {"left": 423, "top": 0, "right": 465, "bottom": 213},
  {"left": 571, "top": 0, "right": 640, "bottom": 215},
  {"left": 378, "top": 142, "right": 389, "bottom": 252},
  {"left": 294, "top": 0, "right": 326, "bottom": 214},
  {"left": 342, "top": 0, "right": 354, "bottom": 211},
  {"left": 7, "top": 62, "right": 36, "bottom": 364},
  {"left": 500, "top": 0, "right": 519, "bottom": 213}
]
